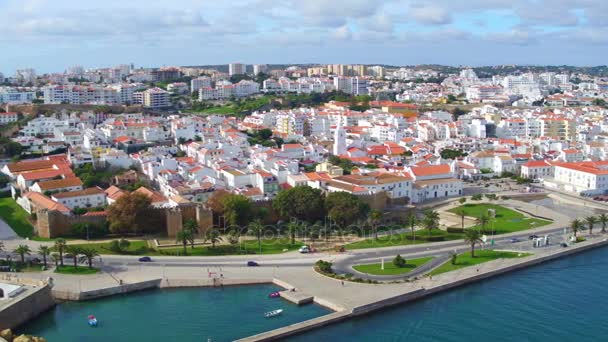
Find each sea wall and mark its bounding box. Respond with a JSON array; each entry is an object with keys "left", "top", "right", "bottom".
[{"left": 0, "top": 283, "right": 55, "bottom": 330}]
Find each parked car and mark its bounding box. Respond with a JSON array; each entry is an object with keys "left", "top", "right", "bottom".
[
  {"left": 560, "top": 242, "right": 569, "bottom": 248},
  {"left": 247, "top": 261, "right": 259, "bottom": 267},
  {"left": 528, "top": 234, "right": 539, "bottom": 240},
  {"left": 138, "top": 256, "right": 152, "bottom": 262},
  {"left": 298, "top": 246, "right": 311, "bottom": 253}
]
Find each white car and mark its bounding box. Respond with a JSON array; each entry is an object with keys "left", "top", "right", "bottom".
[{"left": 298, "top": 246, "right": 311, "bottom": 253}]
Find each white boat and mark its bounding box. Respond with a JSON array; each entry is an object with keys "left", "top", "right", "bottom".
[{"left": 264, "top": 309, "right": 283, "bottom": 318}]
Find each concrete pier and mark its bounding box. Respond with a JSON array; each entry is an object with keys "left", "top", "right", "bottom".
[{"left": 279, "top": 290, "right": 314, "bottom": 305}]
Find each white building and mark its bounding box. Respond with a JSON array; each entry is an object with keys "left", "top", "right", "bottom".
[
  {"left": 51, "top": 187, "right": 107, "bottom": 209},
  {"left": 142, "top": 87, "right": 169, "bottom": 109},
  {"left": 0, "top": 87, "right": 36, "bottom": 104},
  {"left": 229, "top": 63, "right": 246, "bottom": 76},
  {"left": 191, "top": 76, "right": 212, "bottom": 93}
]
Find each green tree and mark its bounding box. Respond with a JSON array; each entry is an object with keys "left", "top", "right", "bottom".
[
  {"left": 459, "top": 197, "right": 467, "bottom": 205},
  {"left": 223, "top": 194, "right": 253, "bottom": 227},
  {"left": 65, "top": 246, "right": 81, "bottom": 269},
  {"left": 476, "top": 214, "right": 490, "bottom": 233},
  {"left": 38, "top": 245, "right": 50, "bottom": 268},
  {"left": 78, "top": 247, "right": 99, "bottom": 269},
  {"left": 14, "top": 244, "right": 31, "bottom": 264},
  {"left": 286, "top": 219, "right": 300, "bottom": 245},
  {"left": 464, "top": 229, "right": 483, "bottom": 257},
  {"left": 407, "top": 212, "right": 418, "bottom": 240},
  {"left": 325, "top": 192, "right": 370, "bottom": 229},
  {"left": 585, "top": 216, "right": 597, "bottom": 235},
  {"left": 107, "top": 192, "right": 152, "bottom": 235},
  {"left": 54, "top": 238, "right": 67, "bottom": 267},
  {"left": 368, "top": 209, "right": 382, "bottom": 241},
  {"left": 599, "top": 213, "right": 608, "bottom": 233},
  {"left": 571, "top": 219, "right": 582, "bottom": 237},
  {"left": 393, "top": 254, "right": 406, "bottom": 268},
  {"left": 183, "top": 219, "right": 199, "bottom": 249},
  {"left": 51, "top": 253, "right": 61, "bottom": 270},
  {"left": 204, "top": 228, "right": 222, "bottom": 248},
  {"left": 422, "top": 210, "right": 440, "bottom": 238},
  {"left": 248, "top": 219, "right": 264, "bottom": 254},
  {"left": 455, "top": 209, "right": 467, "bottom": 229},
  {"left": 273, "top": 186, "right": 325, "bottom": 223},
  {"left": 176, "top": 229, "right": 192, "bottom": 255}
]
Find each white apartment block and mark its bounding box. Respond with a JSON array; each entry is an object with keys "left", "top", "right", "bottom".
[
  {"left": 142, "top": 87, "right": 170, "bottom": 109},
  {"left": 0, "top": 112, "right": 18, "bottom": 124},
  {"left": 43, "top": 85, "right": 120, "bottom": 105},
  {"left": 0, "top": 87, "right": 36, "bottom": 104},
  {"left": 229, "top": 63, "right": 246, "bottom": 76},
  {"left": 191, "top": 76, "right": 212, "bottom": 93}
]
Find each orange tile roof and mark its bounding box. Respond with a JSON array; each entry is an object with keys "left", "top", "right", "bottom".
[
  {"left": 134, "top": 186, "right": 167, "bottom": 203},
  {"left": 52, "top": 187, "right": 105, "bottom": 199},
  {"left": 24, "top": 192, "right": 70, "bottom": 213},
  {"left": 411, "top": 164, "right": 451, "bottom": 177},
  {"left": 36, "top": 177, "right": 83, "bottom": 191}
]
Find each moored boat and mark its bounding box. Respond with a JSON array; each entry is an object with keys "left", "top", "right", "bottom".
[{"left": 264, "top": 309, "right": 283, "bottom": 318}]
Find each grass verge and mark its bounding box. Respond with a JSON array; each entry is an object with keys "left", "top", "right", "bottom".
[
  {"left": 429, "top": 249, "right": 532, "bottom": 276},
  {"left": 353, "top": 257, "right": 434, "bottom": 275}
]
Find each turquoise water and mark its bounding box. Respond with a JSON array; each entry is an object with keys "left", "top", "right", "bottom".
[
  {"left": 19, "top": 284, "right": 330, "bottom": 342},
  {"left": 292, "top": 246, "right": 608, "bottom": 341}
]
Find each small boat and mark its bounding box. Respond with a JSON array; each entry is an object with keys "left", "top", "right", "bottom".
[
  {"left": 268, "top": 291, "right": 280, "bottom": 298},
  {"left": 88, "top": 315, "right": 98, "bottom": 327},
  {"left": 264, "top": 309, "right": 283, "bottom": 318}
]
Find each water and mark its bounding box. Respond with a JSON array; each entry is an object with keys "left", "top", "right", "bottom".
[
  {"left": 292, "top": 246, "right": 608, "bottom": 342},
  {"left": 19, "top": 284, "right": 330, "bottom": 342}
]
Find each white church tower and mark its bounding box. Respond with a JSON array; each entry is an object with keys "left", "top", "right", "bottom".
[{"left": 333, "top": 117, "right": 346, "bottom": 155}]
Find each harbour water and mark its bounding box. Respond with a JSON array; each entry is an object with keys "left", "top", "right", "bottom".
[
  {"left": 19, "top": 284, "right": 330, "bottom": 342},
  {"left": 292, "top": 246, "right": 608, "bottom": 341}
]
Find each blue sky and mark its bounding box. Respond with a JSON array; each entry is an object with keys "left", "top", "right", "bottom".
[{"left": 1, "top": 0, "right": 607, "bottom": 73}]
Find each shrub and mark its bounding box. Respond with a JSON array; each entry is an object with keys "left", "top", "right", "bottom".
[
  {"left": 315, "top": 260, "right": 333, "bottom": 274},
  {"left": 451, "top": 252, "right": 458, "bottom": 265},
  {"left": 501, "top": 196, "right": 511, "bottom": 200},
  {"left": 576, "top": 236, "right": 586, "bottom": 243},
  {"left": 393, "top": 254, "right": 406, "bottom": 268},
  {"left": 447, "top": 227, "right": 465, "bottom": 234},
  {"left": 459, "top": 198, "right": 467, "bottom": 204},
  {"left": 485, "top": 194, "right": 497, "bottom": 201},
  {"left": 471, "top": 194, "right": 483, "bottom": 201}
]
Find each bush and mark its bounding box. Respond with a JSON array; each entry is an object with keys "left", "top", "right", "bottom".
[
  {"left": 447, "top": 227, "right": 465, "bottom": 234},
  {"left": 576, "top": 236, "right": 586, "bottom": 243},
  {"left": 315, "top": 260, "right": 333, "bottom": 274},
  {"left": 485, "top": 194, "right": 497, "bottom": 201},
  {"left": 501, "top": 196, "right": 511, "bottom": 200},
  {"left": 108, "top": 239, "right": 131, "bottom": 253},
  {"left": 393, "top": 254, "right": 406, "bottom": 268},
  {"left": 459, "top": 198, "right": 467, "bottom": 204},
  {"left": 471, "top": 194, "right": 483, "bottom": 201}
]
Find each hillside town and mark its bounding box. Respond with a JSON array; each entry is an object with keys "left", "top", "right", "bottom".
[{"left": 1, "top": 64, "right": 608, "bottom": 241}]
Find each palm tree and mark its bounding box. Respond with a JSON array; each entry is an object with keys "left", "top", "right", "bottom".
[
  {"left": 54, "top": 238, "right": 67, "bottom": 267},
  {"left": 464, "top": 229, "right": 483, "bottom": 257},
  {"left": 571, "top": 219, "right": 583, "bottom": 237},
  {"left": 599, "top": 213, "right": 608, "bottom": 233},
  {"left": 476, "top": 214, "right": 490, "bottom": 233},
  {"left": 65, "top": 246, "right": 81, "bottom": 269},
  {"left": 455, "top": 209, "right": 467, "bottom": 229},
  {"left": 422, "top": 210, "right": 440, "bottom": 238},
  {"left": 176, "top": 229, "right": 192, "bottom": 255},
  {"left": 369, "top": 209, "right": 382, "bottom": 241},
  {"left": 407, "top": 212, "right": 418, "bottom": 240},
  {"left": 14, "top": 245, "right": 31, "bottom": 264},
  {"left": 51, "top": 253, "right": 61, "bottom": 270},
  {"left": 204, "top": 228, "right": 222, "bottom": 248},
  {"left": 286, "top": 219, "right": 300, "bottom": 245},
  {"left": 586, "top": 216, "right": 597, "bottom": 235},
  {"left": 78, "top": 247, "right": 99, "bottom": 269},
  {"left": 248, "top": 219, "right": 264, "bottom": 254},
  {"left": 38, "top": 246, "right": 50, "bottom": 268},
  {"left": 183, "top": 219, "right": 199, "bottom": 250}
]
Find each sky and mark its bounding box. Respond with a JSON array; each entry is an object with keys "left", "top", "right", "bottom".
[{"left": 1, "top": 0, "right": 608, "bottom": 73}]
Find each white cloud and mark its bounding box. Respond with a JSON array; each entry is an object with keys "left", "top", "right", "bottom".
[{"left": 409, "top": 5, "right": 451, "bottom": 25}]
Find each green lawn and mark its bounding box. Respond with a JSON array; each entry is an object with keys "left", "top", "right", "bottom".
[
  {"left": 0, "top": 197, "right": 35, "bottom": 238},
  {"left": 55, "top": 266, "right": 100, "bottom": 275},
  {"left": 353, "top": 257, "right": 434, "bottom": 275},
  {"left": 347, "top": 229, "right": 463, "bottom": 250},
  {"left": 159, "top": 238, "right": 302, "bottom": 256},
  {"left": 65, "top": 240, "right": 153, "bottom": 255},
  {"left": 448, "top": 203, "right": 550, "bottom": 234},
  {"left": 429, "top": 249, "right": 532, "bottom": 276},
  {"left": 67, "top": 238, "right": 301, "bottom": 256}
]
